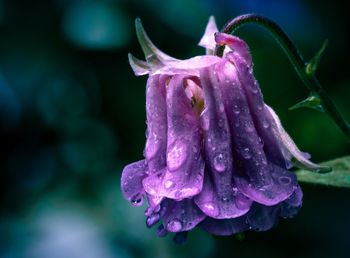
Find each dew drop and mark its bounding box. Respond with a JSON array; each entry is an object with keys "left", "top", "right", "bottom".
[
  {"left": 192, "top": 146, "right": 198, "bottom": 153},
  {"left": 146, "top": 213, "right": 160, "bottom": 228},
  {"left": 219, "top": 103, "right": 225, "bottom": 112},
  {"left": 251, "top": 87, "right": 258, "bottom": 94},
  {"left": 242, "top": 148, "right": 251, "bottom": 159},
  {"left": 234, "top": 121, "right": 240, "bottom": 128},
  {"left": 232, "top": 187, "right": 238, "bottom": 195},
  {"left": 164, "top": 180, "right": 174, "bottom": 189},
  {"left": 167, "top": 141, "right": 187, "bottom": 171},
  {"left": 245, "top": 125, "right": 254, "bottom": 133},
  {"left": 201, "top": 116, "right": 210, "bottom": 131},
  {"left": 262, "top": 121, "right": 270, "bottom": 129},
  {"left": 233, "top": 105, "right": 240, "bottom": 114},
  {"left": 279, "top": 176, "right": 292, "bottom": 185},
  {"left": 257, "top": 105, "right": 263, "bottom": 111},
  {"left": 130, "top": 193, "right": 143, "bottom": 206},
  {"left": 213, "top": 153, "right": 227, "bottom": 172},
  {"left": 202, "top": 202, "right": 219, "bottom": 217},
  {"left": 167, "top": 219, "right": 183, "bottom": 232}
]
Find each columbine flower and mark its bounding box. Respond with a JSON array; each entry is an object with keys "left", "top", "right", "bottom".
[{"left": 121, "top": 17, "right": 328, "bottom": 242}]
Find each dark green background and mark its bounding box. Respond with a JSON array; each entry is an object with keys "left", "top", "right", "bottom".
[{"left": 0, "top": 0, "right": 349, "bottom": 257}]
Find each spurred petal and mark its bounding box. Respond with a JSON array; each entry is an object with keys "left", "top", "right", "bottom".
[
  {"left": 200, "top": 216, "right": 249, "bottom": 236},
  {"left": 121, "top": 160, "right": 148, "bottom": 206},
  {"left": 135, "top": 18, "right": 178, "bottom": 66},
  {"left": 161, "top": 199, "right": 206, "bottom": 232},
  {"left": 128, "top": 53, "right": 151, "bottom": 76},
  {"left": 218, "top": 60, "right": 296, "bottom": 206},
  {"left": 194, "top": 65, "right": 252, "bottom": 219},
  {"left": 266, "top": 105, "right": 331, "bottom": 173},
  {"left": 215, "top": 33, "right": 252, "bottom": 67},
  {"left": 143, "top": 75, "right": 204, "bottom": 200},
  {"left": 144, "top": 75, "right": 168, "bottom": 173},
  {"left": 198, "top": 16, "right": 219, "bottom": 54}
]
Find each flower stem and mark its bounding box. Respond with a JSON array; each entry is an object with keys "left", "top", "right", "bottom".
[{"left": 215, "top": 14, "right": 350, "bottom": 142}]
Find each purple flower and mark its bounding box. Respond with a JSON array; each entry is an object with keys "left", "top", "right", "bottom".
[{"left": 121, "top": 17, "right": 328, "bottom": 241}]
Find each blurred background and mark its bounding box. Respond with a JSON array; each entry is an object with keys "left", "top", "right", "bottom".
[{"left": 0, "top": 0, "right": 349, "bottom": 257}]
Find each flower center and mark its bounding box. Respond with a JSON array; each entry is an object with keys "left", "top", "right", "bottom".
[{"left": 184, "top": 78, "right": 204, "bottom": 116}]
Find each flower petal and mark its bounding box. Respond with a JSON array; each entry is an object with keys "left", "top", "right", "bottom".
[
  {"left": 128, "top": 53, "right": 151, "bottom": 76},
  {"left": 143, "top": 75, "right": 205, "bottom": 200},
  {"left": 194, "top": 65, "right": 252, "bottom": 219},
  {"left": 161, "top": 199, "right": 206, "bottom": 232},
  {"left": 265, "top": 104, "right": 331, "bottom": 173},
  {"left": 280, "top": 185, "right": 303, "bottom": 218},
  {"left": 198, "top": 16, "right": 219, "bottom": 54},
  {"left": 218, "top": 60, "right": 296, "bottom": 205},
  {"left": 144, "top": 75, "right": 168, "bottom": 173},
  {"left": 200, "top": 216, "right": 249, "bottom": 236},
  {"left": 246, "top": 203, "right": 281, "bottom": 231},
  {"left": 215, "top": 33, "right": 252, "bottom": 67},
  {"left": 135, "top": 18, "right": 178, "bottom": 66},
  {"left": 152, "top": 55, "right": 222, "bottom": 76},
  {"left": 227, "top": 52, "right": 288, "bottom": 169},
  {"left": 121, "top": 159, "right": 148, "bottom": 206}
]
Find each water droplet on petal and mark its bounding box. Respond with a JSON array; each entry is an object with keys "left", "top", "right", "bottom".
[
  {"left": 146, "top": 213, "right": 160, "bottom": 228},
  {"left": 279, "top": 176, "right": 292, "bottom": 185},
  {"left": 242, "top": 148, "right": 251, "bottom": 159},
  {"left": 232, "top": 187, "right": 238, "bottom": 195},
  {"left": 213, "top": 153, "right": 227, "bottom": 172},
  {"left": 164, "top": 180, "right": 174, "bottom": 189},
  {"left": 167, "top": 141, "right": 187, "bottom": 171},
  {"left": 257, "top": 104, "right": 263, "bottom": 111},
  {"left": 262, "top": 120, "right": 270, "bottom": 129},
  {"left": 245, "top": 125, "right": 254, "bottom": 133},
  {"left": 130, "top": 193, "right": 143, "bottom": 206},
  {"left": 167, "top": 219, "right": 183, "bottom": 232},
  {"left": 233, "top": 105, "right": 240, "bottom": 114},
  {"left": 202, "top": 202, "right": 219, "bottom": 217},
  {"left": 219, "top": 103, "right": 225, "bottom": 112}
]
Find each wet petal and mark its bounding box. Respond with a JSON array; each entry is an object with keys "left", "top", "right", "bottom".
[
  {"left": 121, "top": 160, "right": 148, "bottom": 206},
  {"left": 280, "top": 185, "right": 303, "bottom": 218},
  {"left": 200, "top": 216, "right": 249, "bottom": 236},
  {"left": 143, "top": 75, "right": 205, "bottom": 200},
  {"left": 215, "top": 33, "right": 252, "bottom": 67},
  {"left": 161, "top": 199, "right": 206, "bottom": 232},
  {"left": 194, "top": 65, "right": 252, "bottom": 219},
  {"left": 227, "top": 52, "right": 288, "bottom": 169},
  {"left": 144, "top": 75, "right": 168, "bottom": 173},
  {"left": 198, "top": 16, "right": 219, "bottom": 54},
  {"left": 217, "top": 60, "right": 296, "bottom": 205},
  {"left": 246, "top": 203, "right": 281, "bottom": 231}
]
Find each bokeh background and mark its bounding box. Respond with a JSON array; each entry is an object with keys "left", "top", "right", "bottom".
[{"left": 1, "top": 0, "right": 349, "bottom": 257}]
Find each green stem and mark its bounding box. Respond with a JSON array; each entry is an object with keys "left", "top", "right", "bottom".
[{"left": 215, "top": 14, "right": 350, "bottom": 142}]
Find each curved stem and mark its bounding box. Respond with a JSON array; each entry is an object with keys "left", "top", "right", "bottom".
[{"left": 215, "top": 14, "right": 350, "bottom": 142}]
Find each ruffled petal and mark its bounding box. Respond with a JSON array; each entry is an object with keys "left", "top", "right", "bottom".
[
  {"left": 121, "top": 160, "right": 148, "bottom": 206},
  {"left": 217, "top": 60, "right": 296, "bottom": 206},
  {"left": 200, "top": 216, "right": 249, "bottom": 236},
  {"left": 143, "top": 75, "right": 205, "bottom": 200},
  {"left": 144, "top": 75, "right": 168, "bottom": 173},
  {"left": 280, "top": 185, "right": 303, "bottom": 218},
  {"left": 246, "top": 203, "right": 281, "bottom": 231},
  {"left": 194, "top": 65, "right": 252, "bottom": 219},
  {"left": 266, "top": 105, "right": 331, "bottom": 173},
  {"left": 198, "top": 16, "right": 219, "bottom": 54},
  {"left": 161, "top": 199, "right": 206, "bottom": 232},
  {"left": 215, "top": 33, "right": 252, "bottom": 67}
]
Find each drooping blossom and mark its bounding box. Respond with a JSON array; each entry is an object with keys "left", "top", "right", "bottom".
[{"left": 121, "top": 17, "right": 328, "bottom": 243}]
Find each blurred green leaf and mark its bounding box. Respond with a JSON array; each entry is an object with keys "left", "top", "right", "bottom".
[
  {"left": 305, "top": 39, "right": 328, "bottom": 76},
  {"left": 289, "top": 94, "right": 324, "bottom": 112},
  {"left": 296, "top": 156, "right": 350, "bottom": 188}
]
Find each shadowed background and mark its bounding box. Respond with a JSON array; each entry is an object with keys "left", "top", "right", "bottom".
[{"left": 0, "top": 0, "right": 349, "bottom": 257}]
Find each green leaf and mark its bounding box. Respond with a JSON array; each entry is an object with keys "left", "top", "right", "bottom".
[
  {"left": 296, "top": 156, "right": 350, "bottom": 188},
  {"left": 289, "top": 94, "right": 324, "bottom": 112},
  {"left": 305, "top": 39, "right": 328, "bottom": 77}
]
